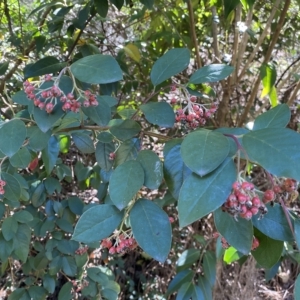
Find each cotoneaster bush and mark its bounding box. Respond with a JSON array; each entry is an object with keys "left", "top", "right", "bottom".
[{"left": 2, "top": 0, "right": 300, "bottom": 299}]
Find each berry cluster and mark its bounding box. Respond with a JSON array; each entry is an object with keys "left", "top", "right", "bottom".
[
  {"left": 75, "top": 246, "right": 89, "bottom": 255},
  {"left": 23, "top": 74, "right": 98, "bottom": 114},
  {"left": 222, "top": 181, "right": 267, "bottom": 220},
  {"left": 263, "top": 178, "right": 298, "bottom": 204},
  {"left": 0, "top": 180, "right": 6, "bottom": 195},
  {"left": 101, "top": 234, "right": 137, "bottom": 255}
]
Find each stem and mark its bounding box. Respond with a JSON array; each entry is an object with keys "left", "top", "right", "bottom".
[
  {"left": 211, "top": 6, "right": 220, "bottom": 60},
  {"left": 286, "top": 80, "right": 300, "bottom": 106},
  {"left": 187, "top": 0, "right": 202, "bottom": 68}
]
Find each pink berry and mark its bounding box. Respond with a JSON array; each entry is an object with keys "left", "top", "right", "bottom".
[
  {"left": 252, "top": 197, "right": 261, "bottom": 207},
  {"left": 263, "top": 190, "right": 275, "bottom": 203},
  {"left": 45, "top": 103, "right": 54, "bottom": 113},
  {"left": 243, "top": 210, "right": 253, "bottom": 220},
  {"left": 232, "top": 182, "right": 241, "bottom": 191},
  {"left": 250, "top": 207, "right": 259, "bottom": 215},
  {"left": 241, "top": 182, "right": 254, "bottom": 190}
]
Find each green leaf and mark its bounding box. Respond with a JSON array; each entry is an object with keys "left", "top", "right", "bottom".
[
  {"left": 130, "top": 198, "right": 172, "bottom": 262},
  {"left": 8, "top": 288, "right": 29, "bottom": 300},
  {"left": 72, "top": 132, "right": 95, "bottom": 153},
  {"left": 137, "top": 150, "right": 163, "bottom": 189},
  {"left": 198, "top": 276, "right": 213, "bottom": 300},
  {"left": 150, "top": 48, "right": 190, "bottom": 86},
  {"left": 13, "top": 224, "right": 31, "bottom": 262},
  {"left": 240, "top": 0, "right": 256, "bottom": 9},
  {"left": 110, "top": 0, "right": 123, "bottom": 10},
  {"left": 95, "top": 141, "right": 115, "bottom": 171},
  {"left": 214, "top": 207, "right": 253, "bottom": 255},
  {"left": 12, "top": 91, "right": 32, "bottom": 105},
  {"left": 223, "top": 0, "right": 240, "bottom": 18},
  {"left": 2, "top": 172, "right": 22, "bottom": 202},
  {"left": 164, "top": 144, "right": 192, "bottom": 199},
  {"left": 0, "top": 119, "right": 26, "bottom": 157},
  {"left": 82, "top": 96, "right": 111, "bottom": 126},
  {"left": 252, "top": 203, "right": 294, "bottom": 241},
  {"left": 189, "top": 64, "right": 234, "bottom": 84},
  {"left": 0, "top": 61, "right": 9, "bottom": 75},
  {"left": 62, "top": 256, "right": 77, "bottom": 276},
  {"left": 42, "top": 136, "right": 59, "bottom": 175},
  {"left": 178, "top": 158, "right": 236, "bottom": 227},
  {"left": 252, "top": 228, "right": 283, "bottom": 268},
  {"left": 294, "top": 218, "right": 300, "bottom": 249},
  {"left": 24, "top": 56, "right": 67, "bottom": 79},
  {"left": 0, "top": 233, "right": 13, "bottom": 261},
  {"left": 181, "top": 129, "right": 229, "bottom": 177},
  {"left": 33, "top": 104, "right": 64, "bottom": 133},
  {"left": 68, "top": 196, "right": 85, "bottom": 215},
  {"left": 94, "top": 0, "right": 108, "bottom": 17},
  {"left": 58, "top": 282, "right": 73, "bottom": 300},
  {"left": 243, "top": 128, "right": 300, "bottom": 181},
  {"left": 109, "top": 160, "right": 144, "bottom": 210},
  {"left": 27, "top": 126, "right": 51, "bottom": 151},
  {"left": 269, "top": 86, "right": 278, "bottom": 107},
  {"left": 223, "top": 246, "right": 242, "bottom": 264},
  {"left": 252, "top": 104, "right": 290, "bottom": 130},
  {"left": 13, "top": 211, "right": 33, "bottom": 223},
  {"left": 72, "top": 205, "right": 124, "bottom": 243},
  {"left": 31, "top": 182, "right": 46, "bottom": 207},
  {"left": 140, "top": 0, "right": 154, "bottom": 9},
  {"left": 110, "top": 119, "right": 141, "bottom": 141},
  {"left": 203, "top": 251, "right": 216, "bottom": 287},
  {"left": 70, "top": 54, "right": 123, "bottom": 84},
  {"left": 101, "top": 280, "right": 120, "bottom": 300},
  {"left": 166, "top": 270, "right": 194, "bottom": 297},
  {"left": 114, "top": 138, "right": 140, "bottom": 166},
  {"left": 2, "top": 217, "right": 18, "bottom": 241},
  {"left": 9, "top": 147, "right": 31, "bottom": 169},
  {"left": 140, "top": 102, "right": 175, "bottom": 128},
  {"left": 27, "top": 286, "right": 47, "bottom": 300},
  {"left": 176, "top": 249, "right": 200, "bottom": 272},
  {"left": 260, "top": 62, "right": 277, "bottom": 98},
  {"left": 176, "top": 282, "right": 194, "bottom": 300}
]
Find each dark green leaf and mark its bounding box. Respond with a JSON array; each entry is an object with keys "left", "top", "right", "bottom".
[
  {"left": 27, "top": 286, "right": 47, "bottom": 300},
  {"left": 294, "top": 218, "right": 300, "bottom": 249},
  {"left": 10, "top": 147, "right": 31, "bottom": 169},
  {"left": 150, "top": 48, "right": 190, "bottom": 86},
  {"left": 58, "top": 282, "right": 73, "bottom": 300},
  {"left": 0, "top": 233, "right": 13, "bottom": 261},
  {"left": 101, "top": 280, "right": 120, "bottom": 299},
  {"left": 31, "top": 182, "right": 46, "bottom": 207},
  {"left": 166, "top": 270, "right": 194, "bottom": 297},
  {"left": 70, "top": 54, "right": 123, "bottom": 84},
  {"left": 72, "top": 205, "right": 124, "bottom": 243},
  {"left": 214, "top": 207, "right": 253, "bottom": 255},
  {"left": 243, "top": 128, "right": 300, "bottom": 181},
  {"left": 110, "top": 0, "right": 124, "bottom": 10},
  {"left": 13, "top": 224, "right": 31, "bottom": 262},
  {"left": 137, "top": 150, "right": 163, "bottom": 189},
  {"left": 140, "top": 102, "right": 175, "bottom": 128},
  {"left": 130, "top": 198, "right": 172, "bottom": 262},
  {"left": 68, "top": 196, "right": 84, "bottom": 215},
  {"left": 24, "top": 57, "right": 67, "bottom": 79},
  {"left": 164, "top": 144, "right": 192, "bottom": 200},
  {"left": 295, "top": 274, "right": 300, "bottom": 299},
  {"left": 203, "top": 251, "right": 216, "bottom": 287},
  {"left": 27, "top": 126, "right": 51, "bottom": 151},
  {"left": 189, "top": 64, "right": 234, "bottom": 84},
  {"left": 252, "top": 203, "right": 294, "bottom": 241},
  {"left": 98, "top": 131, "right": 114, "bottom": 143},
  {"left": 11, "top": 91, "right": 31, "bottom": 105},
  {"left": 2, "top": 172, "right": 22, "bottom": 202},
  {"left": 178, "top": 158, "right": 236, "bottom": 227},
  {"left": 252, "top": 104, "right": 290, "bottom": 130},
  {"left": 7, "top": 288, "right": 29, "bottom": 300},
  {"left": 72, "top": 132, "right": 95, "bottom": 153},
  {"left": 2, "top": 217, "right": 18, "bottom": 241},
  {"left": 0, "top": 61, "right": 9, "bottom": 75},
  {"left": 110, "top": 119, "right": 141, "bottom": 141},
  {"left": 176, "top": 249, "right": 200, "bottom": 272},
  {"left": 181, "top": 129, "right": 229, "bottom": 177},
  {"left": 252, "top": 228, "right": 283, "bottom": 268},
  {"left": 0, "top": 119, "right": 26, "bottom": 157},
  {"left": 109, "top": 160, "right": 144, "bottom": 210},
  {"left": 13, "top": 211, "right": 33, "bottom": 223},
  {"left": 42, "top": 136, "right": 59, "bottom": 175},
  {"left": 62, "top": 256, "right": 77, "bottom": 276},
  {"left": 95, "top": 141, "right": 115, "bottom": 171},
  {"left": 94, "top": 0, "right": 108, "bottom": 17},
  {"left": 140, "top": 0, "right": 154, "bottom": 9},
  {"left": 198, "top": 276, "right": 213, "bottom": 300},
  {"left": 223, "top": 0, "right": 240, "bottom": 18},
  {"left": 176, "top": 282, "right": 194, "bottom": 300},
  {"left": 82, "top": 96, "right": 111, "bottom": 126},
  {"left": 114, "top": 138, "right": 140, "bottom": 166}
]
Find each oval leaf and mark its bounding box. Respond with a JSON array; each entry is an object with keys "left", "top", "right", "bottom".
[
  {"left": 140, "top": 102, "right": 175, "bottom": 128},
  {"left": 110, "top": 119, "right": 141, "bottom": 141},
  {"left": 72, "top": 132, "right": 95, "bottom": 153},
  {"left": 189, "top": 64, "right": 234, "bottom": 84},
  {"left": 70, "top": 54, "right": 123, "bottom": 84},
  {"left": 109, "top": 160, "right": 144, "bottom": 210},
  {"left": 166, "top": 270, "right": 194, "bottom": 297},
  {"left": 72, "top": 204, "right": 124, "bottom": 243},
  {"left": 9, "top": 147, "right": 31, "bottom": 169},
  {"left": 150, "top": 48, "right": 190, "bottom": 86},
  {"left": 181, "top": 129, "right": 229, "bottom": 176},
  {"left": 95, "top": 141, "right": 115, "bottom": 171},
  {"left": 243, "top": 128, "right": 300, "bottom": 181},
  {"left": 214, "top": 207, "right": 253, "bottom": 255},
  {"left": 2, "top": 172, "right": 22, "bottom": 202},
  {"left": 130, "top": 198, "right": 172, "bottom": 262},
  {"left": 178, "top": 158, "right": 236, "bottom": 228},
  {"left": 0, "top": 119, "right": 26, "bottom": 157},
  {"left": 252, "top": 104, "right": 290, "bottom": 130},
  {"left": 137, "top": 150, "right": 163, "bottom": 189}
]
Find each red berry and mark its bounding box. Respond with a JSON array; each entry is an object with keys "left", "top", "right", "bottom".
[
  {"left": 250, "top": 207, "right": 259, "bottom": 215},
  {"left": 169, "top": 217, "right": 175, "bottom": 223},
  {"left": 45, "top": 103, "right": 54, "bottom": 113},
  {"left": 83, "top": 100, "right": 90, "bottom": 107},
  {"left": 283, "top": 178, "right": 297, "bottom": 192},
  {"left": 241, "top": 182, "right": 254, "bottom": 190},
  {"left": 273, "top": 185, "right": 282, "bottom": 194},
  {"left": 190, "top": 96, "right": 197, "bottom": 102},
  {"left": 237, "top": 192, "right": 248, "bottom": 204},
  {"left": 243, "top": 210, "right": 253, "bottom": 220},
  {"left": 263, "top": 190, "right": 275, "bottom": 203},
  {"left": 109, "top": 247, "right": 116, "bottom": 254},
  {"left": 28, "top": 157, "right": 39, "bottom": 171},
  {"left": 251, "top": 237, "right": 259, "bottom": 250},
  {"left": 170, "top": 98, "right": 177, "bottom": 105},
  {"left": 252, "top": 197, "right": 261, "bottom": 207},
  {"left": 232, "top": 182, "right": 241, "bottom": 191},
  {"left": 38, "top": 102, "right": 45, "bottom": 109}
]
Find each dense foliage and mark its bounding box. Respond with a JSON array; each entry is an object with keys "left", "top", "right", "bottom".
[{"left": 1, "top": 0, "right": 300, "bottom": 299}]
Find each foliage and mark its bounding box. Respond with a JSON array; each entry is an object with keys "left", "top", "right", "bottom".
[{"left": 1, "top": 0, "right": 300, "bottom": 299}]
